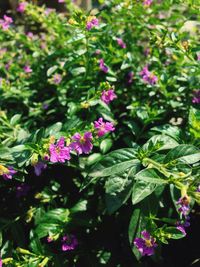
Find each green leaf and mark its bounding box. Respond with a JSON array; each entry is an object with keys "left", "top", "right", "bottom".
[
  {"left": 164, "top": 144, "right": 200, "bottom": 164},
  {"left": 164, "top": 227, "right": 185, "bottom": 239},
  {"left": 47, "top": 65, "right": 58, "bottom": 77},
  {"left": 89, "top": 148, "right": 140, "bottom": 178},
  {"left": 39, "top": 208, "right": 70, "bottom": 223},
  {"left": 70, "top": 200, "right": 87, "bottom": 213},
  {"left": 71, "top": 67, "right": 86, "bottom": 76},
  {"left": 135, "top": 168, "right": 168, "bottom": 184},
  {"left": 29, "top": 231, "right": 44, "bottom": 254},
  {"left": 132, "top": 180, "right": 158, "bottom": 205},
  {"left": 100, "top": 138, "right": 113, "bottom": 154},
  {"left": 46, "top": 122, "right": 62, "bottom": 136},
  {"left": 86, "top": 153, "right": 102, "bottom": 166},
  {"left": 105, "top": 168, "right": 136, "bottom": 214},
  {"left": 10, "top": 114, "right": 21, "bottom": 126}
]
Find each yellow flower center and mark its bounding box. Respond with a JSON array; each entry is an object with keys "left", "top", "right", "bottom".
[
  {"left": 80, "top": 136, "right": 86, "bottom": 144},
  {"left": 145, "top": 239, "right": 152, "bottom": 248}
]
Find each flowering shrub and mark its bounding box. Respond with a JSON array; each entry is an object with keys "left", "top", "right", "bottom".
[{"left": 0, "top": 0, "right": 200, "bottom": 266}]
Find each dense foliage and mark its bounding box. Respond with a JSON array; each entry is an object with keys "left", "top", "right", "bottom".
[{"left": 0, "top": 0, "right": 200, "bottom": 266}]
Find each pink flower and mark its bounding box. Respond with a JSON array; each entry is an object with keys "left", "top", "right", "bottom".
[
  {"left": 61, "top": 234, "right": 78, "bottom": 251},
  {"left": 197, "top": 53, "right": 200, "bottom": 61},
  {"left": 116, "top": 38, "right": 126, "bottom": 49},
  {"left": 86, "top": 17, "right": 99, "bottom": 30},
  {"left": 58, "top": 0, "right": 65, "bottom": 2},
  {"left": 2, "top": 167, "right": 17, "bottom": 180},
  {"left": 70, "top": 132, "right": 93, "bottom": 154},
  {"left": 99, "top": 59, "right": 108, "bottom": 73},
  {"left": 49, "top": 137, "right": 71, "bottom": 163},
  {"left": 0, "top": 258, "right": 2, "bottom": 267},
  {"left": 0, "top": 15, "right": 13, "bottom": 30},
  {"left": 140, "top": 65, "right": 158, "bottom": 85},
  {"left": 143, "top": 0, "right": 153, "bottom": 6},
  {"left": 53, "top": 74, "right": 62, "bottom": 84},
  {"left": 24, "top": 65, "right": 32, "bottom": 73},
  {"left": 101, "top": 89, "right": 117, "bottom": 104},
  {"left": 94, "top": 118, "right": 115, "bottom": 137},
  {"left": 17, "top": 2, "right": 27, "bottom": 13}
]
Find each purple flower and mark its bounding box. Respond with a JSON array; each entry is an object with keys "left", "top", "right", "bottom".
[
  {"left": 58, "top": 0, "right": 65, "bottom": 2},
  {"left": 143, "top": 0, "right": 153, "bottom": 6},
  {"left": 116, "top": 38, "right": 126, "bottom": 49},
  {"left": 0, "top": 258, "right": 2, "bottom": 267},
  {"left": 94, "top": 118, "right": 115, "bottom": 137},
  {"left": 49, "top": 137, "right": 71, "bottom": 163},
  {"left": 197, "top": 53, "right": 200, "bottom": 61},
  {"left": 61, "top": 234, "right": 78, "bottom": 251},
  {"left": 101, "top": 89, "right": 117, "bottom": 104},
  {"left": 0, "top": 15, "right": 13, "bottom": 30},
  {"left": 17, "top": 2, "right": 27, "bottom": 13},
  {"left": 192, "top": 90, "right": 200, "bottom": 104},
  {"left": 86, "top": 17, "right": 99, "bottom": 30},
  {"left": 99, "top": 59, "right": 109, "bottom": 73},
  {"left": 52, "top": 74, "right": 62, "bottom": 85},
  {"left": 176, "top": 216, "right": 190, "bottom": 235},
  {"left": 70, "top": 132, "right": 93, "bottom": 155},
  {"left": 2, "top": 167, "right": 17, "bottom": 180},
  {"left": 34, "top": 161, "right": 47, "bottom": 176},
  {"left": 16, "top": 184, "right": 30, "bottom": 198},
  {"left": 127, "top": 71, "right": 134, "bottom": 84},
  {"left": 140, "top": 65, "right": 158, "bottom": 85},
  {"left": 24, "top": 65, "right": 32, "bottom": 73},
  {"left": 177, "top": 196, "right": 190, "bottom": 217},
  {"left": 134, "top": 230, "right": 157, "bottom": 256}
]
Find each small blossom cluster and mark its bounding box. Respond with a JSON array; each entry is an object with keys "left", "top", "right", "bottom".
[
  {"left": 134, "top": 230, "right": 157, "bottom": 256},
  {"left": 48, "top": 118, "right": 115, "bottom": 163},
  {"left": 0, "top": 15, "right": 13, "bottom": 31},
  {"left": 140, "top": 65, "right": 158, "bottom": 85},
  {"left": 86, "top": 16, "right": 99, "bottom": 31}
]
